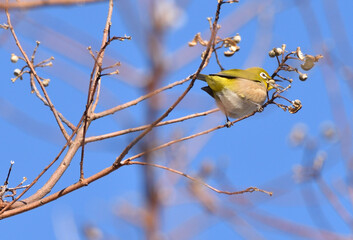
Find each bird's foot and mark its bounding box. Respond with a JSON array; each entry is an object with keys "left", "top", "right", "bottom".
[
  {"left": 226, "top": 117, "right": 233, "bottom": 128},
  {"left": 257, "top": 105, "right": 264, "bottom": 112}
]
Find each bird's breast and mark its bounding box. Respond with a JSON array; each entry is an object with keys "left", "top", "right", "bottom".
[{"left": 214, "top": 79, "right": 267, "bottom": 118}]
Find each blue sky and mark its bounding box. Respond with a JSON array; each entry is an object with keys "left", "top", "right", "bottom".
[{"left": 1, "top": 0, "right": 353, "bottom": 239}]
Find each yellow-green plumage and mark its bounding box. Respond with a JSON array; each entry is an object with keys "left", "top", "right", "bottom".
[{"left": 197, "top": 67, "right": 272, "bottom": 119}]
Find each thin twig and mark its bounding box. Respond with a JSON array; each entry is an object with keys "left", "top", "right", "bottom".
[
  {"left": 121, "top": 125, "right": 225, "bottom": 164},
  {"left": 214, "top": 49, "right": 225, "bottom": 71},
  {"left": 1, "top": 0, "right": 114, "bottom": 215},
  {"left": 91, "top": 78, "right": 101, "bottom": 113},
  {"left": 85, "top": 108, "right": 219, "bottom": 143},
  {"left": 0, "top": 138, "right": 71, "bottom": 214},
  {"left": 92, "top": 76, "right": 192, "bottom": 120},
  {"left": 4, "top": 161, "right": 14, "bottom": 186},
  {"left": 79, "top": 0, "right": 114, "bottom": 181},
  {"left": 5, "top": 10, "right": 70, "bottom": 141},
  {"left": 120, "top": 108, "right": 259, "bottom": 164},
  {"left": 30, "top": 41, "right": 40, "bottom": 63},
  {"left": 57, "top": 112, "right": 75, "bottom": 131},
  {"left": 124, "top": 161, "right": 272, "bottom": 196},
  {"left": 0, "top": 163, "right": 120, "bottom": 219},
  {"left": 29, "top": 74, "right": 75, "bottom": 130}
]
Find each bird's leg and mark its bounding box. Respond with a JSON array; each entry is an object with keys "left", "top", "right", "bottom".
[
  {"left": 225, "top": 116, "right": 233, "bottom": 128},
  {"left": 257, "top": 104, "right": 264, "bottom": 112}
]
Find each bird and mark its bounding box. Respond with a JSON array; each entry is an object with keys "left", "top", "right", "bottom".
[{"left": 197, "top": 67, "right": 273, "bottom": 125}]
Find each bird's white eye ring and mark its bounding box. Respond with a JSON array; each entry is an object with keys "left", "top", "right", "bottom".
[{"left": 260, "top": 72, "right": 268, "bottom": 79}]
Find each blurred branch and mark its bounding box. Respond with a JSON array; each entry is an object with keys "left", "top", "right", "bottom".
[
  {"left": 0, "top": 0, "right": 105, "bottom": 9},
  {"left": 248, "top": 209, "right": 351, "bottom": 240},
  {"left": 316, "top": 177, "right": 353, "bottom": 229},
  {"left": 167, "top": 213, "right": 212, "bottom": 240},
  {"left": 322, "top": 0, "right": 353, "bottom": 69},
  {"left": 295, "top": 0, "right": 353, "bottom": 167},
  {"left": 243, "top": 3, "right": 274, "bottom": 67}
]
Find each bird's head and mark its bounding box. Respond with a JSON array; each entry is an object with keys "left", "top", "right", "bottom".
[{"left": 245, "top": 67, "right": 273, "bottom": 90}]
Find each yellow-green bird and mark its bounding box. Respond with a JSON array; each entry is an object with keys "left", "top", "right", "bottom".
[{"left": 197, "top": 67, "right": 273, "bottom": 122}]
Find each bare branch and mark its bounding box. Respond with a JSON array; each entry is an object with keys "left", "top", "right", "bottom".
[
  {"left": 79, "top": 0, "right": 114, "bottom": 180},
  {"left": 124, "top": 161, "right": 272, "bottom": 196},
  {"left": 92, "top": 76, "right": 192, "bottom": 120},
  {"left": 5, "top": 10, "right": 71, "bottom": 141},
  {"left": 85, "top": 108, "right": 219, "bottom": 143}
]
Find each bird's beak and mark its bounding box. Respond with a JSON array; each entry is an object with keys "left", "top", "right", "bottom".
[{"left": 266, "top": 77, "right": 274, "bottom": 90}]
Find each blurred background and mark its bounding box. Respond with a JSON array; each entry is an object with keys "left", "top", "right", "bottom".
[{"left": 0, "top": 0, "right": 353, "bottom": 239}]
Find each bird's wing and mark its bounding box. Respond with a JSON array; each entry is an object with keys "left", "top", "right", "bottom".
[
  {"left": 201, "top": 86, "right": 214, "bottom": 98},
  {"left": 210, "top": 69, "right": 261, "bottom": 82}
]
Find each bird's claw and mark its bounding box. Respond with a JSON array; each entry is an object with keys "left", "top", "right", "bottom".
[
  {"left": 257, "top": 105, "right": 264, "bottom": 112},
  {"left": 226, "top": 117, "right": 233, "bottom": 128}
]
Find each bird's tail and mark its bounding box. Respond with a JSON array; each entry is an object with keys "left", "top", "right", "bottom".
[{"left": 196, "top": 74, "right": 207, "bottom": 82}]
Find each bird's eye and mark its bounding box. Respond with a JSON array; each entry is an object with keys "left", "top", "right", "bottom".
[{"left": 260, "top": 72, "right": 268, "bottom": 79}]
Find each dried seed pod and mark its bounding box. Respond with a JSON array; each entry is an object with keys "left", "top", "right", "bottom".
[
  {"left": 274, "top": 47, "right": 283, "bottom": 56},
  {"left": 13, "top": 68, "right": 21, "bottom": 76},
  {"left": 296, "top": 47, "right": 305, "bottom": 60},
  {"left": 299, "top": 73, "right": 308, "bottom": 81},
  {"left": 288, "top": 99, "right": 302, "bottom": 114},
  {"left": 10, "top": 54, "right": 19, "bottom": 63},
  {"left": 233, "top": 34, "right": 241, "bottom": 43},
  {"left": 301, "top": 55, "right": 315, "bottom": 71},
  {"left": 188, "top": 33, "right": 208, "bottom": 47},
  {"left": 42, "top": 79, "right": 50, "bottom": 87},
  {"left": 268, "top": 49, "right": 276, "bottom": 58}
]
